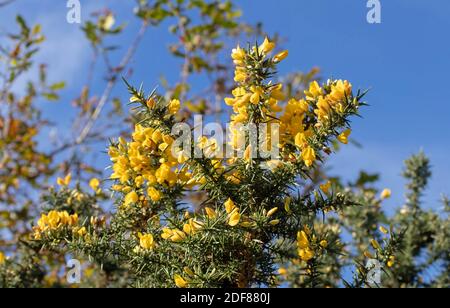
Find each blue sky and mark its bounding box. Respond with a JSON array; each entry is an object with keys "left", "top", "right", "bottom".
[{"left": 1, "top": 0, "right": 449, "bottom": 212}]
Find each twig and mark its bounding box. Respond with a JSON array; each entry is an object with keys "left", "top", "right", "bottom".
[
  {"left": 76, "top": 22, "right": 148, "bottom": 145},
  {"left": 0, "top": 0, "right": 16, "bottom": 8}
]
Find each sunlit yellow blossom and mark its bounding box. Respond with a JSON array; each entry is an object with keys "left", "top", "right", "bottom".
[
  {"left": 284, "top": 197, "right": 292, "bottom": 213},
  {"left": 124, "top": 191, "right": 139, "bottom": 206},
  {"left": 337, "top": 129, "right": 351, "bottom": 144},
  {"left": 174, "top": 274, "right": 188, "bottom": 288},
  {"left": 278, "top": 268, "right": 287, "bottom": 276},
  {"left": 89, "top": 178, "right": 100, "bottom": 192},
  {"left": 258, "top": 37, "right": 275, "bottom": 54},
  {"left": 231, "top": 45, "right": 246, "bottom": 62},
  {"left": 147, "top": 187, "right": 162, "bottom": 202},
  {"left": 170, "top": 229, "right": 187, "bottom": 242},
  {"left": 297, "top": 231, "right": 310, "bottom": 249},
  {"left": 269, "top": 219, "right": 280, "bottom": 226},
  {"left": 250, "top": 86, "right": 263, "bottom": 104},
  {"left": 371, "top": 239, "right": 381, "bottom": 250},
  {"left": 320, "top": 240, "right": 328, "bottom": 248},
  {"left": 301, "top": 147, "right": 316, "bottom": 167},
  {"left": 205, "top": 207, "right": 217, "bottom": 219},
  {"left": 314, "top": 96, "right": 332, "bottom": 121},
  {"left": 138, "top": 233, "right": 155, "bottom": 250},
  {"left": 270, "top": 84, "right": 285, "bottom": 101},
  {"left": 57, "top": 173, "right": 72, "bottom": 186},
  {"left": 74, "top": 226, "right": 87, "bottom": 237},
  {"left": 266, "top": 207, "right": 278, "bottom": 217},
  {"left": 228, "top": 211, "right": 241, "bottom": 227},
  {"left": 379, "top": 226, "right": 389, "bottom": 234},
  {"left": 224, "top": 198, "right": 236, "bottom": 214},
  {"left": 328, "top": 80, "right": 352, "bottom": 103},
  {"left": 0, "top": 252, "right": 5, "bottom": 265},
  {"left": 305, "top": 81, "right": 323, "bottom": 99},
  {"left": 146, "top": 98, "right": 156, "bottom": 109},
  {"left": 299, "top": 247, "right": 315, "bottom": 262},
  {"left": 168, "top": 99, "right": 181, "bottom": 115},
  {"left": 320, "top": 181, "right": 332, "bottom": 195},
  {"left": 273, "top": 50, "right": 288, "bottom": 63},
  {"left": 387, "top": 256, "right": 395, "bottom": 268},
  {"left": 380, "top": 189, "right": 392, "bottom": 200}
]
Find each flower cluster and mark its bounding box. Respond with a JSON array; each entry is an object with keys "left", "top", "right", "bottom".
[
  {"left": 226, "top": 38, "right": 360, "bottom": 169},
  {"left": 109, "top": 124, "right": 190, "bottom": 207},
  {"left": 227, "top": 39, "right": 287, "bottom": 155},
  {"left": 161, "top": 218, "right": 204, "bottom": 242},
  {"left": 297, "top": 227, "right": 328, "bottom": 262},
  {"left": 33, "top": 210, "right": 83, "bottom": 240}
]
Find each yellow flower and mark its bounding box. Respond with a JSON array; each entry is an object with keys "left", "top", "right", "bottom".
[
  {"left": 297, "top": 231, "right": 310, "bottom": 249},
  {"left": 234, "top": 71, "right": 247, "bottom": 83},
  {"left": 124, "top": 191, "right": 139, "bottom": 206},
  {"left": 299, "top": 247, "right": 315, "bottom": 262},
  {"left": 57, "top": 173, "right": 72, "bottom": 186},
  {"left": 380, "top": 189, "right": 392, "bottom": 200},
  {"left": 89, "top": 178, "right": 100, "bottom": 192},
  {"left": 337, "top": 129, "right": 351, "bottom": 144},
  {"left": 301, "top": 147, "right": 316, "bottom": 167},
  {"left": 205, "top": 207, "right": 217, "bottom": 219},
  {"left": 138, "top": 233, "right": 155, "bottom": 250},
  {"left": 250, "top": 86, "right": 263, "bottom": 104},
  {"left": 320, "top": 240, "right": 328, "bottom": 248},
  {"left": 183, "top": 223, "right": 192, "bottom": 235},
  {"left": 147, "top": 187, "right": 162, "bottom": 202},
  {"left": 259, "top": 37, "right": 275, "bottom": 54},
  {"left": 224, "top": 198, "right": 236, "bottom": 214},
  {"left": 74, "top": 226, "right": 87, "bottom": 237},
  {"left": 269, "top": 219, "right": 280, "bottom": 226},
  {"left": 305, "top": 81, "right": 323, "bottom": 99},
  {"left": 266, "top": 207, "right": 278, "bottom": 217},
  {"left": 161, "top": 228, "right": 174, "bottom": 240},
  {"left": 371, "top": 239, "right": 381, "bottom": 250},
  {"left": 0, "top": 252, "right": 5, "bottom": 265},
  {"left": 387, "top": 256, "right": 395, "bottom": 268},
  {"left": 168, "top": 99, "right": 181, "bottom": 115},
  {"left": 174, "top": 274, "right": 188, "bottom": 288},
  {"left": 231, "top": 45, "right": 246, "bottom": 62},
  {"left": 278, "top": 267, "right": 287, "bottom": 276},
  {"left": 228, "top": 211, "right": 241, "bottom": 227},
  {"left": 273, "top": 50, "right": 289, "bottom": 63},
  {"left": 284, "top": 197, "right": 292, "bottom": 213},
  {"left": 320, "top": 181, "right": 332, "bottom": 195},
  {"left": 146, "top": 98, "right": 156, "bottom": 109},
  {"left": 270, "top": 84, "right": 285, "bottom": 101},
  {"left": 379, "top": 226, "right": 389, "bottom": 234},
  {"left": 328, "top": 80, "right": 352, "bottom": 103},
  {"left": 171, "top": 229, "right": 187, "bottom": 242}
]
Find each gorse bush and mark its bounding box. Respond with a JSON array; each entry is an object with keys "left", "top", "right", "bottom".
[{"left": 0, "top": 1, "right": 448, "bottom": 289}]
